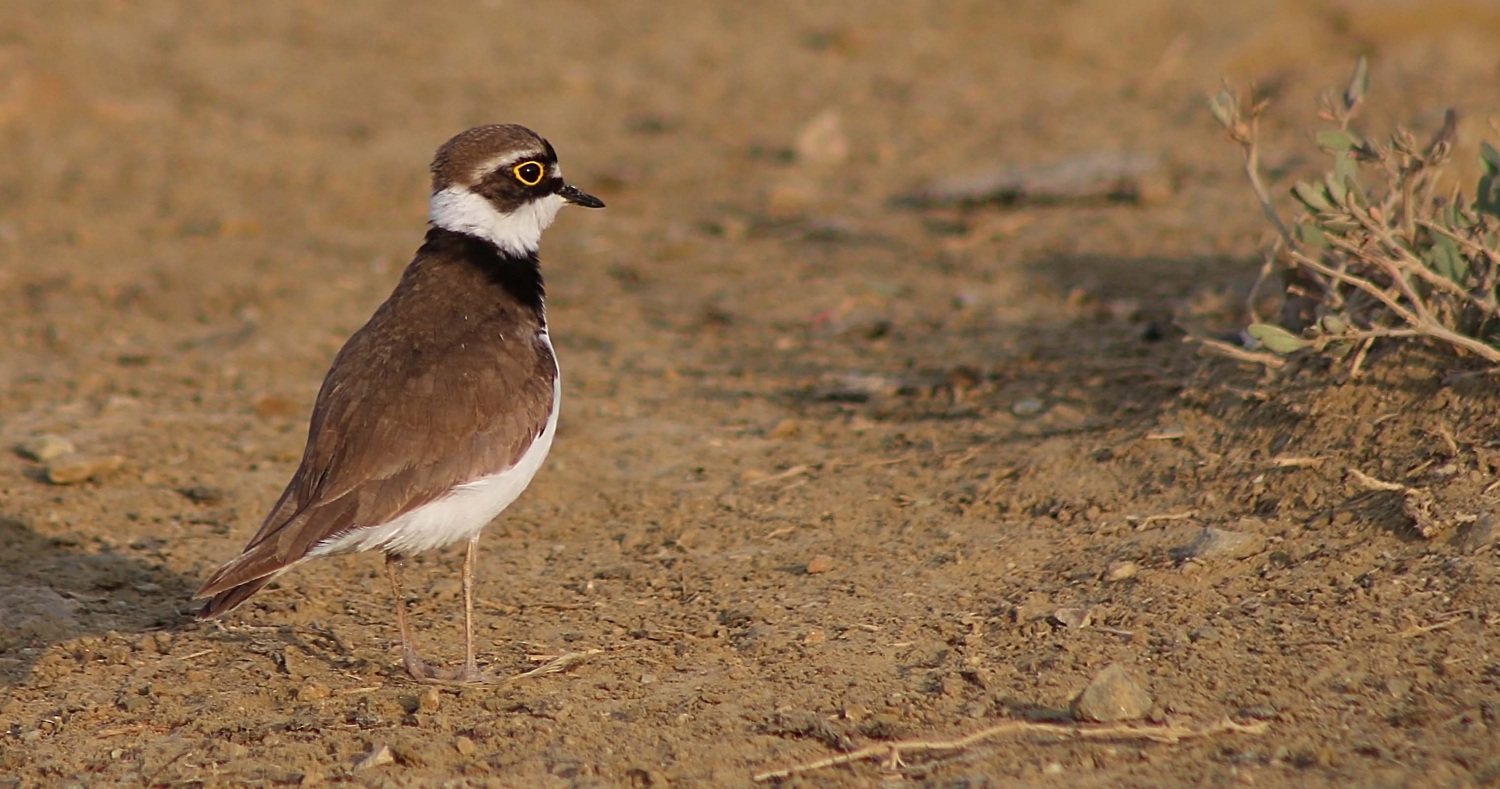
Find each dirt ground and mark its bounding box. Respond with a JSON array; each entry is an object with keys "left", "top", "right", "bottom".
[{"left": 4, "top": 1, "right": 1500, "bottom": 786}]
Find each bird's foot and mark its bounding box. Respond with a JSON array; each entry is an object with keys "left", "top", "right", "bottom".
[{"left": 404, "top": 655, "right": 505, "bottom": 685}]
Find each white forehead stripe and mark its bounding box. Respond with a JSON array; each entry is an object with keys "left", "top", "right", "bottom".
[
  {"left": 474, "top": 150, "right": 549, "bottom": 182},
  {"left": 429, "top": 187, "right": 565, "bottom": 257}
]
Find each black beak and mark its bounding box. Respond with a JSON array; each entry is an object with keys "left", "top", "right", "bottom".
[{"left": 559, "top": 183, "right": 605, "bottom": 209}]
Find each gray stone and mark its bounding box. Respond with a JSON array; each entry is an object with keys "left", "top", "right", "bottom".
[
  {"left": 1072, "top": 663, "right": 1152, "bottom": 723},
  {"left": 1173, "top": 527, "right": 1263, "bottom": 562},
  {"left": 15, "top": 434, "right": 75, "bottom": 463}
]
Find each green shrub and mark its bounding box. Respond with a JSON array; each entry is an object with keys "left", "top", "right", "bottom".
[{"left": 1209, "top": 58, "right": 1500, "bottom": 371}]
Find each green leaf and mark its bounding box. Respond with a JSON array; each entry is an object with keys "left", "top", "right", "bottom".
[
  {"left": 1344, "top": 57, "right": 1369, "bottom": 111},
  {"left": 1441, "top": 202, "right": 1460, "bottom": 229},
  {"left": 1317, "top": 130, "right": 1360, "bottom": 152},
  {"left": 1481, "top": 141, "right": 1500, "bottom": 172},
  {"left": 1322, "top": 174, "right": 1349, "bottom": 207},
  {"left": 1248, "top": 323, "right": 1313, "bottom": 354},
  {"left": 1332, "top": 157, "right": 1359, "bottom": 198},
  {"left": 1425, "top": 235, "right": 1466, "bottom": 283},
  {"left": 1478, "top": 141, "right": 1500, "bottom": 218},
  {"left": 1292, "top": 181, "right": 1333, "bottom": 213},
  {"left": 1295, "top": 223, "right": 1330, "bottom": 248},
  {"left": 1208, "top": 91, "right": 1236, "bottom": 128},
  {"left": 1320, "top": 314, "right": 1349, "bottom": 334}
]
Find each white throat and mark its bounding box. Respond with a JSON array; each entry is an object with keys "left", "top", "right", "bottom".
[{"left": 429, "top": 187, "right": 565, "bottom": 257}]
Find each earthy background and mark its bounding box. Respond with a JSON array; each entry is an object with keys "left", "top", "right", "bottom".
[{"left": 4, "top": 1, "right": 1500, "bottom": 786}]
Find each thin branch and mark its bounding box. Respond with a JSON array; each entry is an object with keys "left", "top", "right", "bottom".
[
  {"left": 1240, "top": 123, "right": 1296, "bottom": 248},
  {"left": 753, "top": 717, "right": 1269, "bottom": 782},
  {"left": 1351, "top": 204, "right": 1497, "bottom": 317},
  {"left": 1287, "top": 247, "right": 1500, "bottom": 362},
  {"left": 1288, "top": 248, "right": 1421, "bottom": 325},
  {"left": 1197, "top": 336, "right": 1287, "bottom": 368}
]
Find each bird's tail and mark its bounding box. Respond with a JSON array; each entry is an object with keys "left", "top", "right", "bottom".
[{"left": 196, "top": 576, "right": 277, "bottom": 618}]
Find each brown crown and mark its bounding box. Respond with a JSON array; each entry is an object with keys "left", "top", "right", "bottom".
[{"left": 429, "top": 124, "right": 551, "bottom": 193}]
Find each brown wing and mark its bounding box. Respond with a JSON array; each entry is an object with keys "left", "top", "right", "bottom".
[{"left": 195, "top": 250, "right": 555, "bottom": 613}]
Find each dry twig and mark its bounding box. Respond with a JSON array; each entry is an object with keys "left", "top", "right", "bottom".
[{"left": 753, "top": 717, "right": 1269, "bottom": 782}]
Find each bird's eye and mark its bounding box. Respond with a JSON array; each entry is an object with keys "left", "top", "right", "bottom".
[{"left": 513, "top": 161, "right": 544, "bottom": 186}]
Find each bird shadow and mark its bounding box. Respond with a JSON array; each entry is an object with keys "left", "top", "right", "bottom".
[{"left": 0, "top": 514, "right": 197, "bottom": 687}]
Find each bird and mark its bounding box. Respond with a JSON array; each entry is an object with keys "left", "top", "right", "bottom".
[{"left": 194, "top": 124, "right": 604, "bottom": 683}]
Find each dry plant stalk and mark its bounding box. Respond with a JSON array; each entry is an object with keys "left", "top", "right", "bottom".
[
  {"left": 1209, "top": 58, "right": 1500, "bottom": 369},
  {"left": 752, "top": 716, "right": 1269, "bottom": 782}
]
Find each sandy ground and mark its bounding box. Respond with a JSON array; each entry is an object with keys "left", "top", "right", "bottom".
[{"left": 4, "top": 1, "right": 1500, "bottom": 786}]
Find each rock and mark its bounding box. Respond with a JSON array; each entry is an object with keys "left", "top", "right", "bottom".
[
  {"left": 0, "top": 586, "right": 80, "bottom": 649},
  {"left": 793, "top": 109, "right": 850, "bottom": 166},
  {"left": 1457, "top": 514, "right": 1497, "bottom": 554},
  {"left": 1172, "top": 527, "right": 1263, "bottom": 562},
  {"left": 805, "top": 554, "right": 835, "bottom": 574},
  {"left": 1011, "top": 398, "right": 1046, "bottom": 417},
  {"left": 903, "top": 151, "right": 1168, "bottom": 207},
  {"left": 352, "top": 744, "right": 394, "bottom": 772},
  {"left": 178, "top": 485, "right": 226, "bottom": 505},
  {"left": 1105, "top": 560, "right": 1139, "bottom": 581},
  {"left": 417, "top": 686, "right": 442, "bottom": 713},
  {"left": 1071, "top": 663, "right": 1152, "bottom": 723},
  {"left": 45, "top": 454, "right": 124, "bottom": 484},
  {"left": 768, "top": 419, "right": 802, "bottom": 440},
  {"left": 454, "top": 735, "right": 476, "bottom": 757},
  {"left": 15, "top": 434, "right": 75, "bottom": 462},
  {"left": 1051, "top": 607, "right": 1092, "bottom": 628},
  {"left": 296, "top": 683, "right": 329, "bottom": 702}
]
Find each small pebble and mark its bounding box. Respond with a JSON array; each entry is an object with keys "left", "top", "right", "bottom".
[
  {"left": 805, "top": 554, "right": 835, "bottom": 574},
  {"left": 352, "top": 744, "right": 394, "bottom": 772},
  {"left": 1145, "top": 424, "right": 1185, "bottom": 440},
  {"left": 454, "top": 735, "right": 476, "bottom": 757},
  {"left": 296, "top": 683, "right": 330, "bottom": 702},
  {"left": 1172, "top": 527, "right": 1263, "bottom": 562},
  {"left": 1235, "top": 705, "right": 1279, "bottom": 721},
  {"left": 793, "top": 109, "right": 850, "bottom": 166},
  {"left": 768, "top": 418, "right": 802, "bottom": 440},
  {"left": 1051, "top": 607, "right": 1092, "bottom": 628},
  {"left": 16, "top": 434, "right": 75, "bottom": 462},
  {"left": 1011, "top": 398, "right": 1046, "bottom": 417},
  {"left": 45, "top": 454, "right": 124, "bottom": 485},
  {"left": 1072, "top": 663, "right": 1153, "bottom": 723},
  {"left": 1458, "top": 514, "right": 1497, "bottom": 554},
  {"left": 178, "top": 485, "right": 226, "bottom": 505},
  {"left": 803, "top": 628, "right": 826, "bottom": 645},
  {"left": 1105, "top": 560, "right": 1139, "bottom": 581}
]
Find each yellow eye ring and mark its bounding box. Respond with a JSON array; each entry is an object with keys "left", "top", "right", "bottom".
[{"left": 513, "top": 161, "right": 544, "bottom": 186}]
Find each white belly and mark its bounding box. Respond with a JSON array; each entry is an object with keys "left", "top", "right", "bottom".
[{"left": 309, "top": 377, "right": 560, "bottom": 557}]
